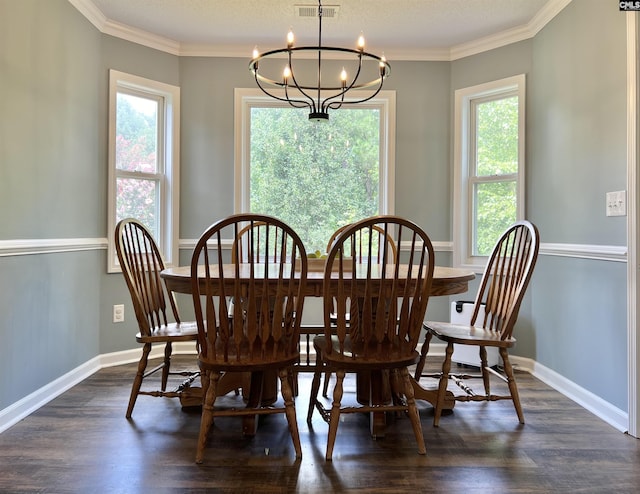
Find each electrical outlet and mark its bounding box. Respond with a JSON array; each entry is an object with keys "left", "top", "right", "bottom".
[
  {"left": 113, "top": 304, "right": 124, "bottom": 323},
  {"left": 606, "top": 190, "right": 626, "bottom": 217}
]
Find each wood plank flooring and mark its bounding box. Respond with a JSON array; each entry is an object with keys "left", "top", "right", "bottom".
[{"left": 1, "top": 355, "right": 639, "bottom": 493}]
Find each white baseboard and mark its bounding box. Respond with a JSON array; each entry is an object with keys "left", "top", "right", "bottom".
[
  {"left": 525, "top": 357, "right": 629, "bottom": 433},
  {"left": 425, "top": 342, "right": 629, "bottom": 432},
  {"left": 0, "top": 342, "right": 198, "bottom": 434},
  {"left": 0, "top": 356, "right": 101, "bottom": 434},
  {"left": 1, "top": 342, "right": 628, "bottom": 434}
]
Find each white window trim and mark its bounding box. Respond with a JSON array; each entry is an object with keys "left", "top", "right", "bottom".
[
  {"left": 233, "top": 88, "right": 396, "bottom": 216},
  {"left": 453, "top": 74, "right": 526, "bottom": 271},
  {"left": 107, "top": 70, "right": 180, "bottom": 273}
]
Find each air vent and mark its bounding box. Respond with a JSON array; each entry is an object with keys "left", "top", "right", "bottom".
[{"left": 295, "top": 4, "right": 340, "bottom": 18}]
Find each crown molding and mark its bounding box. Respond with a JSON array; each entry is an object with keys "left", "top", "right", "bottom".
[
  {"left": 69, "top": 0, "right": 573, "bottom": 62},
  {"left": 450, "top": 0, "right": 573, "bottom": 60}
]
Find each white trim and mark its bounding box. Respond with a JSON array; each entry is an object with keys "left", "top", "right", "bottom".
[
  {"left": 450, "top": 0, "right": 573, "bottom": 61},
  {"left": 0, "top": 342, "right": 197, "bottom": 434},
  {"left": 453, "top": 74, "right": 526, "bottom": 270},
  {"left": 0, "top": 238, "right": 624, "bottom": 263},
  {"left": 68, "top": 0, "right": 572, "bottom": 62},
  {"left": 0, "top": 238, "right": 107, "bottom": 257},
  {"left": 540, "top": 243, "right": 627, "bottom": 262},
  {"left": 107, "top": 70, "right": 181, "bottom": 274},
  {"left": 1, "top": 342, "right": 626, "bottom": 435},
  {"left": 627, "top": 12, "right": 639, "bottom": 439},
  {"left": 528, "top": 358, "right": 629, "bottom": 433},
  {"left": 0, "top": 356, "right": 100, "bottom": 434},
  {"left": 424, "top": 343, "right": 627, "bottom": 433},
  {"left": 233, "top": 88, "right": 396, "bottom": 230}
]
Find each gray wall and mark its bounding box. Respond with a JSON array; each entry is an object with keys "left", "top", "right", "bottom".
[
  {"left": 0, "top": 0, "right": 630, "bottom": 414},
  {"left": 528, "top": 1, "right": 628, "bottom": 409}
]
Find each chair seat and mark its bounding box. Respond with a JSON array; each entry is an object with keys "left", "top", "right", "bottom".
[
  {"left": 425, "top": 321, "right": 516, "bottom": 348},
  {"left": 313, "top": 335, "right": 419, "bottom": 369},
  {"left": 136, "top": 321, "right": 199, "bottom": 343},
  {"left": 198, "top": 337, "right": 300, "bottom": 372},
  {"left": 198, "top": 353, "right": 299, "bottom": 373}
]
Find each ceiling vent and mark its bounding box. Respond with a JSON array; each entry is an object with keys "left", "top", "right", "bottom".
[{"left": 295, "top": 4, "right": 340, "bottom": 18}]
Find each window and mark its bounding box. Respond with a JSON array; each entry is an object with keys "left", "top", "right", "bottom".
[
  {"left": 107, "top": 70, "right": 180, "bottom": 272},
  {"left": 235, "top": 89, "right": 395, "bottom": 253},
  {"left": 453, "top": 75, "right": 525, "bottom": 270}
]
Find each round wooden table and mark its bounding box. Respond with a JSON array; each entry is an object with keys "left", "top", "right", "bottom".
[{"left": 161, "top": 264, "right": 475, "bottom": 436}]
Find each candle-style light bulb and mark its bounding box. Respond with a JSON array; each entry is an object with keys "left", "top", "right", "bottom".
[
  {"left": 357, "top": 32, "right": 365, "bottom": 51},
  {"left": 379, "top": 54, "right": 386, "bottom": 75},
  {"left": 287, "top": 29, "right": 295, "bottom": 48},
  {"left": 252, "top": 46, "right": 259, "bottom": 59},
  {"left": 340, "top": 67, "right": 347, "bottom": 87},
  {"left": 283, "top": 65, "right": 291, "bottom": 83}
]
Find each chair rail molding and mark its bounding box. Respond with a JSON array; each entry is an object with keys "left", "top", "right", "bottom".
[{"left": 0, "top": 238, "right": 107, "bottom": 257}]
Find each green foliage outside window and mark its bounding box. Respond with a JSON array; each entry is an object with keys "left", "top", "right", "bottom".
[
  {"left": 473, "top": 96, "right": 518, "bottom": 255},
  {"left": 250, "top": 107, "right": 380, "bottom": 253}
]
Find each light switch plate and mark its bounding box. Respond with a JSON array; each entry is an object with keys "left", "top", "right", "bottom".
[{"left": 606, "top": 190, "right": 626, "bottom": 217}]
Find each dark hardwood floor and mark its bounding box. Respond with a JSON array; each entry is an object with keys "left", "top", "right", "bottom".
[{"left": 1, "top": 354, "right": 639, "bottom": 493}]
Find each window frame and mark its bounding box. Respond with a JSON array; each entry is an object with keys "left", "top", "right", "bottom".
[
  {"left": 107, "top": 70, "right": 180, "bottom": 273},
  {"left": 453, "top": 74, "right": 526, "bottom": 271},
  {"left": 234, "top": 88, "right": 396, "bottom": 219}
]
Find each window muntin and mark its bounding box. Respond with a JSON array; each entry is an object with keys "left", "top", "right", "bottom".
[
  {"left": 235, "top": 89, "right": 395, "bottom": 254},
  {"left": 107, "top": 70, "right": 180, "bottom": 273},
  {"left": 454, "top": 75, "right": 525, "bottom": 269}
]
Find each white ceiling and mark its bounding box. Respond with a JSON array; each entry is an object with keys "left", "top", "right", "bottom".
[{"left": 71, "top": 0, "right": 571, "bottom": 60}]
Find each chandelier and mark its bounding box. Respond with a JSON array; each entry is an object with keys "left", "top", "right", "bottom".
[{"left": 249, "top": 0, "right": 390, "bottom": 121}]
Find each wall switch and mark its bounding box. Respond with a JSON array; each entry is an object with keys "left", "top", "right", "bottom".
[
  {"left": 113, "top": 304, "right": 125, "bottom": 323},
  {"left": 606, "top": 190, "right": 626, "bottom": 217}
]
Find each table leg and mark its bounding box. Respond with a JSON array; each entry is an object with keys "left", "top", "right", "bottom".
[
  {"left": 368, "top": 369, "right": 391, "bottom": 438},
  {"left": 242, "top": 371, "right": 263, "bottom": 436}
]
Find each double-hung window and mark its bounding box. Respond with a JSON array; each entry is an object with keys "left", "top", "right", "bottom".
[
  {"left": 234, "top": 88, "right": 395, "bottom": 253},
  {"left": 107, "top": 70, "right": 180, "bottom": 272},
  {"left": 453, "top": 75, "right": 525, "bottom": 270}
]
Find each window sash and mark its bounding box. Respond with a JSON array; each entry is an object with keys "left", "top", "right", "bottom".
[
  {"left": 453, "top": 74, "right": 525, "bottom": 271},
  {"left": 107, "top": 70, "right": 180, "bottom": 273},
  {"left": 234, "top": 89, "right": 396, "bottom": 249}
]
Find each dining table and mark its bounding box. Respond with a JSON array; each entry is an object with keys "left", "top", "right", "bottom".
[{"left": 161, "top": 263, "right": 475, "bottom": 436}]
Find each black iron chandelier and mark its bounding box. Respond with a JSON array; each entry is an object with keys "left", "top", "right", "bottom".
[{"left": 249, "top": 0, "right": 391, "bottom": 121}]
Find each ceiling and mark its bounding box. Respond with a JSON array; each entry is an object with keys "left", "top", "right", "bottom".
[{"left": 71, "top": 0, "right": 571, "bottom": 60}]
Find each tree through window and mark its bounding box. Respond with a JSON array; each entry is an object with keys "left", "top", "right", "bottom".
[{"left": 237, "top": 89, "right": 395, "bottom": 254}]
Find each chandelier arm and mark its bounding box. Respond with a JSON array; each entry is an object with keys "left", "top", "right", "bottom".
[
  {"left": 284, "top": 81, "right": 315, "bottom": 111},
  {"left": 287, "top": 52, "right": 319, "bottom": 114},
  {"left": 321, "top": 52, "right": 365, "bottom": 112},
  {"left": 326, "top": 78, "right": 386, "bottom": 110},
  {"left": 253, "top": 71, "right": 312, "bottom": 109}
]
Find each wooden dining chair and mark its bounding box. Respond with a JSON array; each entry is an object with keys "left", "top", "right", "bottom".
[
  {"left": 190, "top": 214, "right": 308, "bottom": 463},
  {"left": 414, "top": 220, "right": 540, "bottom": 426},
  {"left": 307, "top": 216, "right": 435, "bottom": 460},
  {"left": 320, "top": 222, "right": 399, "bottom": 396},
  {"left": 114, "top": 218, "right": 200, "bottom": 418},
  {"left": 326, "top": 223, "right": 398, "bottom": 262}
]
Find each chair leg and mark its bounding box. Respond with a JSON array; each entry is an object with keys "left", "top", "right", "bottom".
[
  {"left": 479, "top": 346, "right": 491, "bottom": 396},
  {"left": 195, "top": 370, "right": 219, "bottom": 464},
  {"left": 414, "top": 332, "right": 433, "bottom": 381},
  {"left": 322, "top": 370, "right": 332, "bottom": 397},
  {"left": 401, "top": 367, "right": 426, "bottom": 455},
  {"left": 434, "top": 342, "right": 454, "bottom": 427},
  {"left": 279, "top": 368, "right": 302, "bottom": 459},
  {"left": 161, "top": 342, "right": 172, "bottom": 391},
  {"left": 500, "top": 348, "right": 525, "bottom": 424},
  {"left": 126, "top": 343, "right": 151, "bottom": 418},
  {"left": 326, "top": 369, "right": 345, "bottom": 461},
  {"left": 307, "top": 351, "right": 324, "bottom": 423}
]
